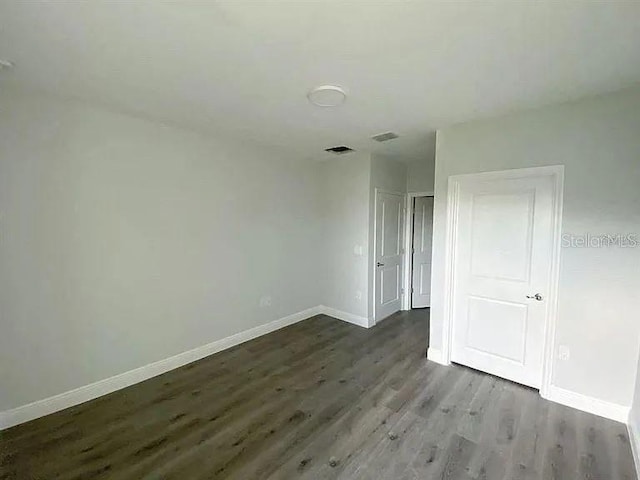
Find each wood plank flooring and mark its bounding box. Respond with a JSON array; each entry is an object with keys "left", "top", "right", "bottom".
[{"left": 0, "top": 310, "right": 636, "bottom": 479}]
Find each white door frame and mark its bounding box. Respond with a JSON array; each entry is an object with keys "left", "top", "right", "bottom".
[
  {"left": 402, "top": 191, "right": 434, "bottom": 311},
  {"left": 439, "top": 166, "right": 564, "bottom": 398},
  {"left": 372, "top": 188, "right": 406, "bottom": 324}
]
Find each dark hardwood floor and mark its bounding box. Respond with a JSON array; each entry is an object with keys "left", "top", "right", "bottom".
[{"left": 0, "top": 310, "right": 636, "bottom": 479}]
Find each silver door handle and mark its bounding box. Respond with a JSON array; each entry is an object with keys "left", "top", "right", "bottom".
[
  {"left": 377, "top": 262, "right": 385, "bottom": 267},
  {"left": 526, "top": 293, "right": 543, "bottom": 301}
]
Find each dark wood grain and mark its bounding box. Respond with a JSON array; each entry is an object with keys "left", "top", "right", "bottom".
[{"left": 0, "top": 310, "right": 635, "bottom": 479}]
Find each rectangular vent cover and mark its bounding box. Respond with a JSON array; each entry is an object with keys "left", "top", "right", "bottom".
[
  {"left": 325, "top": 145, "right": 354, "bottom": 154},
  {"left": 371, "top": 132, "right": 399, "bottom": 142}
]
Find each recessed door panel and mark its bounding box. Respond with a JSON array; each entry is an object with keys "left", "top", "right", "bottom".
[
  {"left": 418, "top": 263, "right": 431, "bottom": 295},
  {"left": 382, "top": 201, "right": 401, "bottom": 257},
  {"left": 470, "top": 191, "right": 534, "bottom": 282},
  {"left": 381, "top": 265, "right": 400, "bottom": 305},
  {"left": 466, "top": 296, "right": 527, "bottom": 364}
]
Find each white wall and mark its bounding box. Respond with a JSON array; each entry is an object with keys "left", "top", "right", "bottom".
[
  {"left": 321, "top": 154, "right": 408, "bottom": 323},
  {"left": 321, "top": 154, "right": 372, "bottom": 321},
  {"left": 0, "top": 91, "right": 410, "bottom": 416},
  {"left": 371, "top": 154, "right": 408, "bottom": 194},
  {"left": 431, "top": 87, "right": 640, "bottom": 408},
  {"left": 406, "top": 155, "right": 435, "bottom": 193},
  {"left": 0, "top": 89, "right": 323, "bottom": 411}
]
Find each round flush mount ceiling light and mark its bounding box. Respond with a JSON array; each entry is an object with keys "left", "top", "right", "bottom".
[
  {"left": 307, "top": 85, "right": 347, "bottom": 107},
  {"left": 0, "top": 60, "right": 14, "bottom": 71}
]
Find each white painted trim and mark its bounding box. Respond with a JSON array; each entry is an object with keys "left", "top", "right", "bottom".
[
  {"left": 441, "top": 165, "right": 564, "bottom": 385},
  {"left": 372, "top": 188, "right": 407, "bottom": 323},
  {"left": 427, "top": 347, "right": 446, "bottom": 365},
  {"left": 439, "top": 177, "right": 460, "bottom": 367},
  {"left": 319, "top": 305, "right": 372, "bottom": 328},
  {"left": 402, "top": 194, "right": 413, "bottom": 311},
  {"left": 628, "top": 418, "right": 640, "bottom": 479},
  {"left": 539, "top": 167, "right": 565, "bottom": 399},
  {"left": 0, "top": 306, "right": 323, "bottom": 431},
  {"left": 402, "top": 191, "right": 434, "bottom": 311},
  {"left": 543, "top": 385, "right": 630, "bottom": 423}
]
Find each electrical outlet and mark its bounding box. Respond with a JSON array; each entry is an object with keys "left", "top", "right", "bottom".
[
  {"left": 558, "top": 345, "right": 570, "bottom": 361},
  {"left": 259, "top": 295, "right": 272, "bottom": 308}
]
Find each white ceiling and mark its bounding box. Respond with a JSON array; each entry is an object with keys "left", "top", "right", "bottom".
[{"left": 1, "top": 1, "right": 640, "bottom": 162}]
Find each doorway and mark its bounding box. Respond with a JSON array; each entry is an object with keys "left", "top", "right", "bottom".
[
  {"left": 410, "top": 196, "right": 434, "bottom": 309},
  {"left": 441, "top": 166, "right": 564, "bottom": 392},
  {"left": 402, "top": 192, "right": 435, "bottom": 312},
  {"left": 373, "top": 189, "right": 405, "bottom": 323}
]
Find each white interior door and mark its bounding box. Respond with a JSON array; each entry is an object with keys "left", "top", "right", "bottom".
[
  {"left": 451, "top": 173, "right": 555, "bottom": 388},
  {"left": 375, "top": 191, "right": 404, "bottom": 322},
  {"left": 411, "top": 196, "right": 433, "bottom": 308}
]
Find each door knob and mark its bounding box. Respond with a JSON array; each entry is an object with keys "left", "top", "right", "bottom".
[
  {"left": 377, "top": 262, "right": 385, "bottom": 267},
  {"left": 526, "top": 293, "right": 543, "bottom": 301}
]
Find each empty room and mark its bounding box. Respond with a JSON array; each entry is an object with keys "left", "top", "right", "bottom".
[{"left": 1, "top": 2, "right": 640, "bottom": 479}]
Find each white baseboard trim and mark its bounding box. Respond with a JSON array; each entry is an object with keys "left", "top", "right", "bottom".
[
  {"left": 318, "top": 306, "right": 372, "bottom": 328},
  {"left": 426, "top": 347, "right": 448, "bottom": 365},
  {"left": 627, "top": 417, "right": 640, "bottom": 480},
  {"left": 543, "top": 384, "right": 630, "bottom": 423},
  {"left": 0, "top": 305, "right": 323, "bottom": 431}
]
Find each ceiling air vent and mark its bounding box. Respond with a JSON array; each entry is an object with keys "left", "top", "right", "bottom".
[
  {"left": 325, "top": 145, "right": 354, "bottom": 154},
  {"left": 371, "top": 131, "right": 399, "bottom": 142}
]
